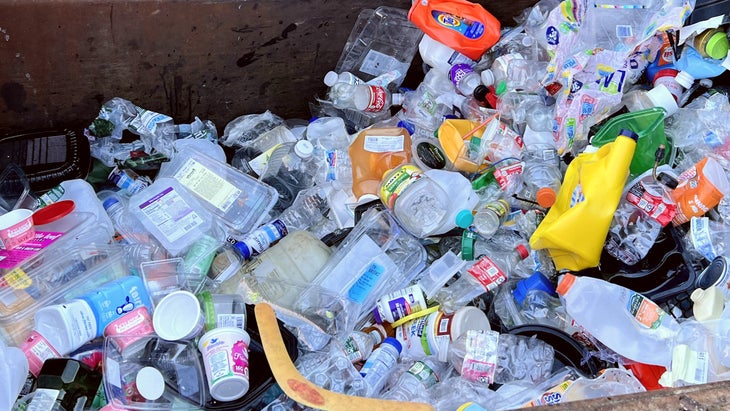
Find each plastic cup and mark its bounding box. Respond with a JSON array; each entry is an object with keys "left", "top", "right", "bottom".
[
  {"left": 0, "top": 208, "right": 35, "bottom": 250},
  {"left": 152, "top": 290, "right": 204, "bottom": 341},
  {"left": 198, "top": 326, "right": 250, "bottom": 402}
]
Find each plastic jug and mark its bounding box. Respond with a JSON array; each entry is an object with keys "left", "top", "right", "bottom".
[
  {"left": 530, "top": 129, "right": 638, "bottom": 271},
  {"left": 348, "top": 127, "right": 412, "bottom": 200}
]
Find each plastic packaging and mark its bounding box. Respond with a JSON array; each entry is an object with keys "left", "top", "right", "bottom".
[
  {"left": 198, "top": 326, "right": 251, "bottom": 402},
  {"left": 557, "top": 273, "right": 680, "bottom": 367},
  {"left": 520, "top": 153, "right": 563, "bottom": 209},
  {"left": 0, "top": 340, "right": 28, "bottom": 410},
  {"left": 360, "top": 337, "right": 402, "bottom": 396},
  {"left": 349, "top": 127, "right": 412, "bottom": 199},
  {"left": 199, "top": 291, "right": 247, "bottom": 331},
  {"left": 258, "top": 140, "right": 319, "bottom": 213},
  {"left": 152, "top": 290, "right": 205, "bottom": 341},
  {"left": 530, "top": 129, "right": 638, "bottom": 271},
  {"left": 671, "top": 157, "right": 730, "bottom": 225},
  {"left": 328, "top": 82, "right": 405, "bottom": 112},
  {"left": 382, "top": 357, "right": 448, "bottom": 402},
  {"left": 419, "top": 33, "right": 476, "bottom": 73},
  {"left": 674, "top": 46, "right": 728, "bottom": 89}
]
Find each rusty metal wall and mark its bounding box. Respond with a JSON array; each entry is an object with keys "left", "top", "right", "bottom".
[{"left": 0, "top": 0, "right": 535, "bottom": 134}]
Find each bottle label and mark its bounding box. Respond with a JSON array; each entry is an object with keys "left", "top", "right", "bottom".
[
  {"left": 363, "top": 85, "right": 388, "bottom": 112},
  {"left": 379, "top": 164, "right": 423, "bottom": 210},
  {"left": 237, "top": 220, "right": 288, "bottom": 259},
  {"left": 396, "top": 314, "right": 432, "bottom": 358},
  {"left": 690, "top": 217, "right": 717, "bottom": 261},
  {"left": 449, "top": 63, "right": 475, "bottom": 87},
  {"left": 21, "top": 331, "right": 61, "bottom": 377},
  {"left": 682, "top": 350, "right": 709, "bottom": 385},
  {"left": 466, "top": 256, "right": 508, "bottom": 292},
  {"left": 431, "top": 11, "right": 484, "bottom": 39},
  {"left": 671, "top": 158, "right": 725, "bottom": 225},
  {"left": 460, "top": 330, "right": 498, "bottom": 384},
  {"left": 523, "top": 379, "right": 577, "bottom": 407},
  {"left": 342, "top": 335, "right": 365, "bottom": 363},
  {"left": 348, "top": 262, "right": 386, "bottom": 304},
  {"left": 378, "top": 284, "right": 428, "bottom": 323},
  {"left": 173, "top": 158, "right": 242, "bottom": 212},
  {"left": 247, "top": 143, "right": 282, "bottom": 177},
  {"left": 324, "top": 150, "right": 338, "bottom": 183},
  {"left": 407, "top": 360, "right": 440, "bottom": 387},
  {"left": 433, "top": 312, "right": 454, "bottom": 362},
  {"left": 364, "top": 134, "right": 405, "bottom": 153},
  {"left": 27, "top": 388, "right": 61, "bottom": 411},
  {"left": 37, "top": 184, "right": 65, "bottom": 207},
  {"left": 627, "top": 291, "right": 665, "bottom": 329},
  {"left": 493, "top": 162, "right": 523, "bottom": 190},
  {"left": 625, "top": 180, "right": 676, "bottom": 226},
  {"left": 216, "top": 313, "right": 247, "bottom": 329},
  {"left": 138, "top": 186, "right": 205, "bottom": 243}
]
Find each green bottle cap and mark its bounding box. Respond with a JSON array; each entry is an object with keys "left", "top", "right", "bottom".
[
  {"left": 461, "top": 230, "right": 476, "bottom": 261},
  {"left": 706, "top": 32, "right": 729, "bottom": 60}
]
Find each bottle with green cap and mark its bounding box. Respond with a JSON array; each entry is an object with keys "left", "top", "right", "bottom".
[{"left": 693, "top": 27, "right": 729, "bottom": 60}]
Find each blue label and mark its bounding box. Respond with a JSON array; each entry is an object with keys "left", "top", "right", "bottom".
[
  {"left": 348, "top": 263, "right": 386, "bottom": 304},
  {"left": 79, "top": 276, "right": 153, "bottom": 336},
  {"left": 546, "top": 26, "right": 559, "bottom": 45},
  {"left": 431, "top": 11, "right": 484, "bottom": 40}
]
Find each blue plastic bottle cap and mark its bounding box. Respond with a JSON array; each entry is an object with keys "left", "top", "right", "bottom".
[
  {"left": 383, "top": 337, "right": 403, "bottom": 354},
  {"left": 455, "top": 209, "right": 474, "bottom": 229},
  {"left": 618, "top": 129, "right": 639, "bottom": 142},
  {"left": 513, "top": 271, "right": 556, "bottom": 306},
  {"left": 102, "top": 196, "right": 120, "bottom": 210}
]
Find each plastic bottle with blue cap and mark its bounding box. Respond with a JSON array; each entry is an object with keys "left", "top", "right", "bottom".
[{"left": 360, "top": 337, "right": 402, "bottom": 396}]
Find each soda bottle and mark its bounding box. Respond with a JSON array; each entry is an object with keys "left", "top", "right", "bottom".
[{"left": 328, "top": 82, "right": 404, "bottom": 112}]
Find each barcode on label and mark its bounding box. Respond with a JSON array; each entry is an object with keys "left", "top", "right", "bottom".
[
  {"left": 694, "top": 351, "right": 709, "bottom": 384},
  {"left": 616, "top": 25, "right": 633, "bottom": 38}
]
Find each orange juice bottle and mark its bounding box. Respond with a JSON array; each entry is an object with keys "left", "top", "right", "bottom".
[{"left": 349, "top": 127, "right": 412, "bottom": 200}]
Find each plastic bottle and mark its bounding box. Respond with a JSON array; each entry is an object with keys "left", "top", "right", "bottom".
[
  {"left": 99, "top": 192, "right": 148, "bottom": 244},
  {"left": 481, "top": 53, "right": 524, "bottom": 96},
  {"left": 328, "top": 82, "right": 405, "bottom": 112},
  {"left": 379, "top": 164, "right": 479, "bottom": 238},
  {"left": 29, "top": 299, "right": 96, "bottom": 356},
  {"left": 448, "top": 329, "right": 555, "bottom": 385},
  {"left": 690, "top": 217, "right": 730, "bottom": 262},
  {"left": 471, "top": 198, "right": 510, "bottom": 236},
  {"left": 373, "top": 284, "right": 430, "bottom": 324},
  {"left": 520, "top": 153, "right": 563, "bottom": 208},
  {"left": 671, "top": 156, "right": 730, "bottom": 225},
  {"left": 260, "top": 140, "right": 319, "bottom": 213},
  {"left": 674, "top": 46, "right": 728, "bottom": 89},
  {"left": 382, "top": 357, "right": 448, "bottom": 402},
  {"left": 324, "top": 70, "right": 364, "bottom": 87},
  {"left": 359, "top": 337, "right": 402, "bottom": 396},
  {"left": 339, "top": 328, "right": 385, "bottom": 364},
  {"left": 232, "top": 187, "right": 329, "bottom": 260},
  {"left": 556, "top": 273, "right": 681, "bottom": 367},
  {"left": 436, "top": 244, "right": 529, "bottom": 309},
  {"left": 348, "top": 127, "right": 412, "bottom": 199},
  {"left": 306, "top": 116, "right": 351, "bottom": 151},
  {"left": 419, "top": 33, "right": 477, "bottom": 73},
  {"left": 449, "top": 63, "right": 483, "bottom": 96},
  {"left": 622, "top": 83, "right": 679, "bottom": 117},
  {"left": 693, "top": 27, "right": 729, "bottom": 60}
]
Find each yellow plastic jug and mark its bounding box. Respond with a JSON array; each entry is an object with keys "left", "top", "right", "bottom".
[{"left": 529, "top": 129, "right": 638, "bottom": 271}]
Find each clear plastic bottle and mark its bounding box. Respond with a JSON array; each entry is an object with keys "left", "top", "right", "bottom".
[
  {"left": 436, "top": 244, "right": 530, "bottom": 309},
  {"left": 520, "top": 152, "right": 563, "bottom": 208},
  {"left": 328, "top": 82, "right": 405, "bottom": 112},
  {"left": 382, "top": 357, "right": 448, "bottom": 402},
  {"left": 232, "top": 187, "right": 329, "bottom": 259},
  {"left": 260, "top": 140, "right": 319, "bottom": 214},
  {"left": 448, "top": 330, "right": 554, "bottom": 385},
  {"left": 360, "top": 337, "right": 402, "bottom": 397},
  {"left": 481, "top": 53, "right": 524, "bottom": 96},
  {"left": 98, "top": 191, "right": 147, "bottom": 244},
  {"left": 556, "top": 273, "right": 681, "bottom": 367},
  {"left": 472, "top": 198, "right": 510, "bottom": 237},
  {"left": 338, "top": 328, "right": 384, "bottom": 364},
  {"left": 449, "top": 63, "right": 483, "bottom": 97},
  {"left": 324, "top": 70, "right": 364, "bottom": 87}
]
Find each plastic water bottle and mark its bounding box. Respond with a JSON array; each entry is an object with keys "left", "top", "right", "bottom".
[
  {"left": 338, "top": 328, "right": 385, "bottom": 364},
  {"left": 382, "top": 357, "right": 447, "bottom": 402},
  {"left": 232, "top": 187, "right": 329, "bottom": 259},
  {"left": 360, "top": 337, "right": 402, "bottom": 397},
  {"left": 324, "top": 71, "right": 364, "bottom": 87},
  {"left": 373, "top": 284, "right": 430, "bottom": 324},
  {"left": 449, "top": 64, "right": 483, "bottom": 97},
  {"left": 556, "top": 273, "right": 681, "bottom": 367},
  {"left": 520, "top": 152, "right": 563, "bottom": 208},
  {"left": 328, "top": 82, "right": 404, "bottom": 112},
  {"left": 436, "top": 244, "right": 530, "bottom": 309},
  {"left": 471, "top": 198, "right": 510, "bottom": 237},
  {"left": 260, "top": 140, "right": 319, "bottom": 213}
]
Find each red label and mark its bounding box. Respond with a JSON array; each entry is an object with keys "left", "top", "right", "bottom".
[
  {"left": 467, "top": 256, "right": 507, "bottom": 291},
  {"left": 21, "top": 330, "right": 61, "bottom": 376},
  {"left": 494, "top": 162, "right": 523, "bottom": 190},
  {"left": 364, "top": 85, "right": 387, "bottom": 112},
  {"left": 625, "top": 181, "right": 676, "bottom": 226}
]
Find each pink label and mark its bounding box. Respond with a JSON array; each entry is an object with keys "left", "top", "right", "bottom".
[
  {"left": 493, "top": 163, "right": 523, "bottom": 190},
  {"left": 364, "top": 85, "right": 387, "bottom": 112},
  {"left": 104, "top": 307, "right": 154, "bottom": 353},
  {"left": 231, "top": 339, "right": 249, "bottom": 376},
  {"left": 0, "top": 216, "right": 35, "bottom": 250},
  {"left": 21, "top": 330, "right": 61, "bottom": 376},
  {"left": 0, "top": 231, "right": 63, "bottom": 269},
  {"left": 467, "top": 256, "right": 507, "bottom": 292}
]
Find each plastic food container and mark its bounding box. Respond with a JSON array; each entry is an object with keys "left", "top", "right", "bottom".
[{"left": 158, "top": 151, "right": 278, "bottom": 233}]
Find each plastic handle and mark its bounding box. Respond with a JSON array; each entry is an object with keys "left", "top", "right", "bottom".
[{"left": 254, "top": 303, "right": 435, "bottom": 411}]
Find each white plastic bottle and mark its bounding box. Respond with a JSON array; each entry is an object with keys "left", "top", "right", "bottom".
[
  {"left": 360, "top": 337, "right": 402, "bottom": 397},
  {"left": 556, "top": 273, "right": 680, "bottom": 367},
  {"left": 382, "top": 357, "right": 447, "bottom": 402},
  {"left": 31, "top": 300, "right": 97, "bottom": 356}
]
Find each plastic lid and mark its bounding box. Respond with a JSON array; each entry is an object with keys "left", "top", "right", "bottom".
[
  {"left": 294, "top": 140, "right": 314, "bottom": 159},
  {"left": 645, "top": 84, "right": 679, "bottom": 117},
  {"left": 556, "top": 273, "right": 576, "bottom": 296},
  {"left": 495, "top": 81, "right": 507, "bottom": 96},
  {"left": 32, "top": 200, "right": 75, "bottom": 225},
  {"left": 102, "top": 196, "right": 121, "bottom": 211},
  {"left": 323, "top": 71, "right": 339, "bottom": 87},
  {"left": 382, "top": 337, "right": 402, "bottom": 354},
  {"left": 480, "top": 69, "right": 495, "bottom": 87},
  {"left": 618, "top": 129, "right": 639, "bottom": 142},
  {"left": 513, "top": 271, "right": 556, "bottom": 305},
  {"left": 392, "top": 93, "right": 405, "bottom": 107},
  {"left": 450, "top": 306, "right": 490, "bottom": 340},
  {"left": 675, "top": 71, "right": 695, "bottom": 89},
  {"left": 706, "top": 32, "right": 729, "bottom": 60},
  {"left": 461, "top": 230, "right": 475, "bottom": 261},
  {"left": 136, "top": 367, "right": 165, "bottom": 400},
  {"left": 536, "top": 187, "right": 557, "bottom": 208},
  {"left": 473, "top": 85, "right": 489, "bottom": 102},
  {"left": 515, "top": 244, "right": 529, "bottom": 259},
  {"left": 373, "top": 307, "right": 383, "bottom": 324},
  {"left": 455, "top": 210, "right": 474, "bottom": 229}
]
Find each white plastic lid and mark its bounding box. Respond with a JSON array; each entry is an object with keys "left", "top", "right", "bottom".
[
  {"left": 450, "top": 306, "right": 490, "bottom": 341},
  {"left": 480, "top": 69, "right": 495, "bottom": 87},
  {"left": 136, "top": 367, "right": 165, "bottom": 400},
  {"left": 294, "top": 140, "right": 314, "bottom": 159},
  {"left": 675, "top": 71, "right": 695, "bottom": 89},
  {"left": 323, "top": 71, "right": 339, "bottom": 87},
  {"left": 646, "top": 84, "right": 679, "bottom": 117}
]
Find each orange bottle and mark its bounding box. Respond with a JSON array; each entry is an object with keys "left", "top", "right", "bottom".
[{"left": 349, "top": 127, "right": 412, "bottom": 200}]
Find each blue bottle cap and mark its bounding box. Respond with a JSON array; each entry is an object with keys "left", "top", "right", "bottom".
[
  {"left": 102, "top": 196, "right": 120, "bottom": 210},
  {"left": 382, "top": 337, "right": 402, "bottom": 354},
  {"left": 455, "top": 210, "right": 474, "bottom": 229},
  {"left": 619, "top": 129, "right": 639, "bottom": 142},
  {"left": 513, "top": 271, "right": 556, "bottom": 306}
]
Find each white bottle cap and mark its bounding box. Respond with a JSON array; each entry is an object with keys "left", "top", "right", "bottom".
[
  {"left": 136, "top": 367, "right": 165, "bottom": 400},
  {"left": 480, "top": 69, "right": 495, "bottom": 87},
  {"left": 323, "top": 71, "right": 339, "bottom": 87},
  {"left": 690, "top": 287, "right": 725, "bottom": 322},
  {"left": 646, "top": 84, "right": 679, "bottom": 117},
  {"left": 294, "top": 140, "right": 314, "bottom": 159},
  {"left": 392, "top": 92, "right": 405, "bottom": 107},
  {"left": 675, "top": 71, "right": 695, "bottom": 89}
]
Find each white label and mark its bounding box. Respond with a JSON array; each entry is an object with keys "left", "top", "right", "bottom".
[
  {"left": 248, "top": 143, "right": 282, "bottom": 177},
  {"left": 138, "top": 187, "right": 205, "bottom": 243},
  {"left": 106, "top": 357, "right": 122, "bottom": 388},
  {"left": 461, "top": 330, "right": 499, "bottom": 384},
  {"left": 616, "top": 25, "right": 633, "bottom": 39},
  {"left": 686, "top": 351, "right": 709, "bottom": 385},
  {"left": 27, "top": 388, "right": 60, "bottom": 411},
  {"left": 363, "top": 135, "right": 405, "bottom": 153},
  {"left": 217, "top": 313, "right": 246, "bottom": 329},
  {"left": 174, "top": 158, "right": 242, "bottom": 213},
  {"left": 359, "top": 49, "right": 410, "bottom": 78},
  {"left": 136, "top": 109, "right": 172, "bottom": 134},
  {"left": 690, "top": 217, "right": 716, "bottom": 261}
]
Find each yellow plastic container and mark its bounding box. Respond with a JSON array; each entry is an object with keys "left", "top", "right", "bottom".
[{"left": 529, "top": 129, "right": 638, "bottom": 271}]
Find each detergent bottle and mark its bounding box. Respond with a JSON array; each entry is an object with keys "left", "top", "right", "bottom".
[{"left": 530, "top": 129, "right": 638, "bottom": 271}]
